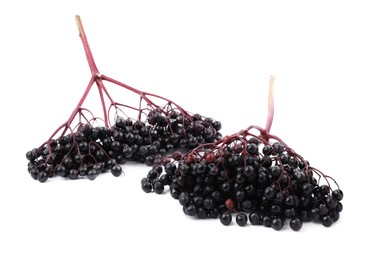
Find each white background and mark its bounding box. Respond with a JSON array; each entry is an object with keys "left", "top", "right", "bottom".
[{"left": 1, "top": 0, "right": 373, "bottom": 259}]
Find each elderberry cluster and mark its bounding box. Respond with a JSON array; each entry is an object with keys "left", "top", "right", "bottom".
[
  {"left": 26, "top": 108, "right": 222, "bottom": 182},
  {"left": 141, "top": 137, "right": 343, "bottom": 231}
]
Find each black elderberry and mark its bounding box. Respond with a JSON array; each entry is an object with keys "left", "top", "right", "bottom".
[
  {"left": 302, "top": 183, "right": 314, "bottom": 195},
  {"left": 269, "top": 165, "right": 282, "bottom": 178},
  {"left": 272, "top": 142, "right": 284, "bottom": 154},
  {"left": 242, "top": 200, "right": 252, "bottom": 212},
  {"left": 331, "top": 212, "right": 340, "bottom": 222},
  {"left": 264, "top": 187, "right": 275, "bottom": 200},
  {"left": 159, "top": 174, "right": 171, "bottom": 185},
  {"left": 56, "top": 165, "right": 67, "bottom": 177},
  {"left": 325, "top": 196, "right": 338, "bottom": 209},
  {"left": 213, "top": 121, "right": 222, "bottom": 131},
  {"left": 262, "top": 216, "right": 272, "bottom": 227},
  {"left": 290, "top": 218, "right": 303, "bottom": 231},
  {"left": 197, "top": 207, "right": 208, "bottom": 219},
  {"left": 193, "top": 196, "right": 204, "bottom": 207},
  {"left": 235, "top": 173, "right": 246, "bottom": 184},
  {"left": 26, "top": 150, "right": 37, "bottom": 162},
  {"left": 141, "top": 180, "right": 152, "bottom": 193},
  {"left": 271, "top": 218, "right": 283, "bottom": 231},
  {"left": 203, "top": 197, "right": 215, "bottom": 210},
  {"left": 243, "top": 165, "right": 256, "bottom": 182},
  {"left": 170, "top": 189, "right": 180, "bottom": 199},
  {"left": 220, "top": 213, "right": 232, "bottom": 226},
  {"left": 332, "top": 189, "right": 344, "bottom": 201},
  {"left": 37, "top": 171, "right": 48, "bottom": 183},
  {"left": 236, "top": 213, "right": 248, "bottom": 227},
  {"left": 262, "top": 145, "right": 273, "bottom": 156},
  {"left": 147, "top": 169, "right": 159, "bottom": 181},
  {"left": 308, "top": 208, "right": 320, "bottom": 221},
  {"left": 249, "top": 212, "right": 262, "bottom": 225},
  {"left": 165, "top": 163, "right": 177, "bottom": 176},
  {"left": 285, "top": 195, "right": 296, "bottom": 208},
  {"left": 318, "top": 204, "right": 329, "bottom": 216},
  {"left": 246, "top": 143, "right": 258, "bottom": 155},
  {"left": 321, "top": 215, "right": 334, "bottom": 227},
  {"left": 209, "top": 208, "right": 220, "bottom": 218},
  {"left": 271, "top": 205, "right": 282, "bottom": 216},
  {"left": 319, "top": 185, "right": 330, "bottom": 195},
  {"left": 178, "top": 192, "right": 190, "bottom": 206},
  {"left": 211, "top": 191, "right": 222, "bottom": 203},
  {"left": 69, "top": 169, "right": 78, "bottom": 180},
  {"left": 111, "top": 164, "right": 123, "bottom": 177},
  {"left": 260, "top": 156, "right": 272, "bottom": 168},
  {"left": 235, "top": 190, "right": 245, "bottom": 202},
  {"left": 185, "top": 204, "right": 197, "bottom": 217},
  {"left": 153, "top": 182, "right": 164, "bottom": 194},
  {"left": 280, "top": 153, "right": 289, "bottom": 164},
  {"left": 87, "top": 169, "right": 98, "bottom": 180},
  {"left": 284, "top": 208, "right": 296, "bottom": 218},
  {"left": 336, "top": 202, "right": 343, "bottom": 213},
  {"left": 29, "top": 168, "right": 39, "bottom": 180},
  {"left": 273, "top": 192, "right": 285, "bottom": 205}
]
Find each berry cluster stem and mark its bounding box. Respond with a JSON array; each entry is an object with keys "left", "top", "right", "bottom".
[
  {"left": 265, "top": 75, "right": 275, "bottom": 135},
  {"left": 75, "top": 15, "right": 110, "bottom": 127}
]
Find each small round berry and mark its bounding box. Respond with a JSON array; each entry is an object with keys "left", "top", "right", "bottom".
[
  {"left": 185, "top": 204, "right": 197, "bottom": 217},
  {"left": 321, "top": 215, "right": 334, "bottom": 227},
  {"left": 290, "top": 218, "right": 303, "bottom": 231},
  {"left": 284, "top": 208, "right": 296, "bottom": 218},
  {"left": 309, "top": 208, "right": 320, "bottom": 221},
  {"left": 264, "top": 187, "right": 275, "bottom": 200},
  {"left": 336, "top": 202, "right": 343, "bottom": 213},
  {"left": 111, "top": 164, "right": 123, "bottom": 177},
  {"left": 55, "top": 165, "right": 67, "bottom": 177},
  {"left": 141, "top": 180, "right": 152, "bottom": 193},
  {"left": 325, "top": 196, "right": 337, "bottom": 209},
  {"left": 318, "top": 204, "right": 329, "bottom": 216},
  {"left": 271, "top": 218, "right": 284, "bottom": 231},
  {"left": 37, "top": 171, "right": 48, "bottom": 183},
  {"left": 196, "top": 207, "right": 208, "bottom": 219},
  {"left": 203, "top": 197, "right": 215, "bottom": 210},
  {"left": 153, "top": 182, "right": 164, "bottom": 194},
  {"left": 249, "top": 212, "right": 262, "bottom": 225},
  {"left": 159, "top": 174, "right": 171, "bottom": 186},
  {"left": 87, "top": 169, "right": 98, "bottom": 180},
  {"left": 331, "top": 212, "right": 340, "bottom": 222},
  {"left": 220, "top": 212, "right": 232, "bottom": 226},
  {"left": 178, "top": 192, "right": 190, "bottom": 206},
  {"left": 302, "top": 183, "right": 314, "bottom": 195},
  {"left": 262, "top": 216, "right": 272, "bottom": 227},
  {"left": 242, "top": 200, "right": 252, "bottom": 212},
  {"left": 147, "top": 169, "right": 159, "bottom": 181},
  {"left": 69, "top": 169, "right": 78, "bottom": 180},
  {"left": 236, "top": 213, "right": 248, "bottom": 227},
  {"left": 332, "top": 189, "right": 344, "bottom": 201}
]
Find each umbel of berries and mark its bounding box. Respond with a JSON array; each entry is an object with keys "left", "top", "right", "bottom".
[
  {"left": 26, "top": 16, "right": 222, "bottom": 182},
  {"left": 142, "top": 77, "right": 343, "bottom": 231}
]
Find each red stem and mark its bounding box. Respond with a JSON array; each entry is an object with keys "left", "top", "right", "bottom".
[
  {"left": 76, "top": 15, "right": 110, "bottom": 127},
  {"left": 75, "top": 15, "right": 99, "bottom": 75},
  {"left": 66, "top": 75, "right": 96, "bottom": 126}
]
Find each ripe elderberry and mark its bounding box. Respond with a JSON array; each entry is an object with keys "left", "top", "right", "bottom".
[
  {"left": 140, "top": 77, "right": 344, "bottom": 231},
  {"left": 26, "top": 16, "right": 222, "bottom": 182}
]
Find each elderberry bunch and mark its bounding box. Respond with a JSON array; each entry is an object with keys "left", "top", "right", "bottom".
[
  {"left": 26, "top": 124, "right": 123, "bottom": 182},
  {"left": 113, "top": 109, "right": 221, "bottom": 166},
  {"left": 25, "top": 16, "right": 222, "bottom": 182},
  {"left": 141, "top": 133, "right": 343, "bottom": 231},
  {"left": 26, "top": 108, "right": 221, "bottom": 182}
]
